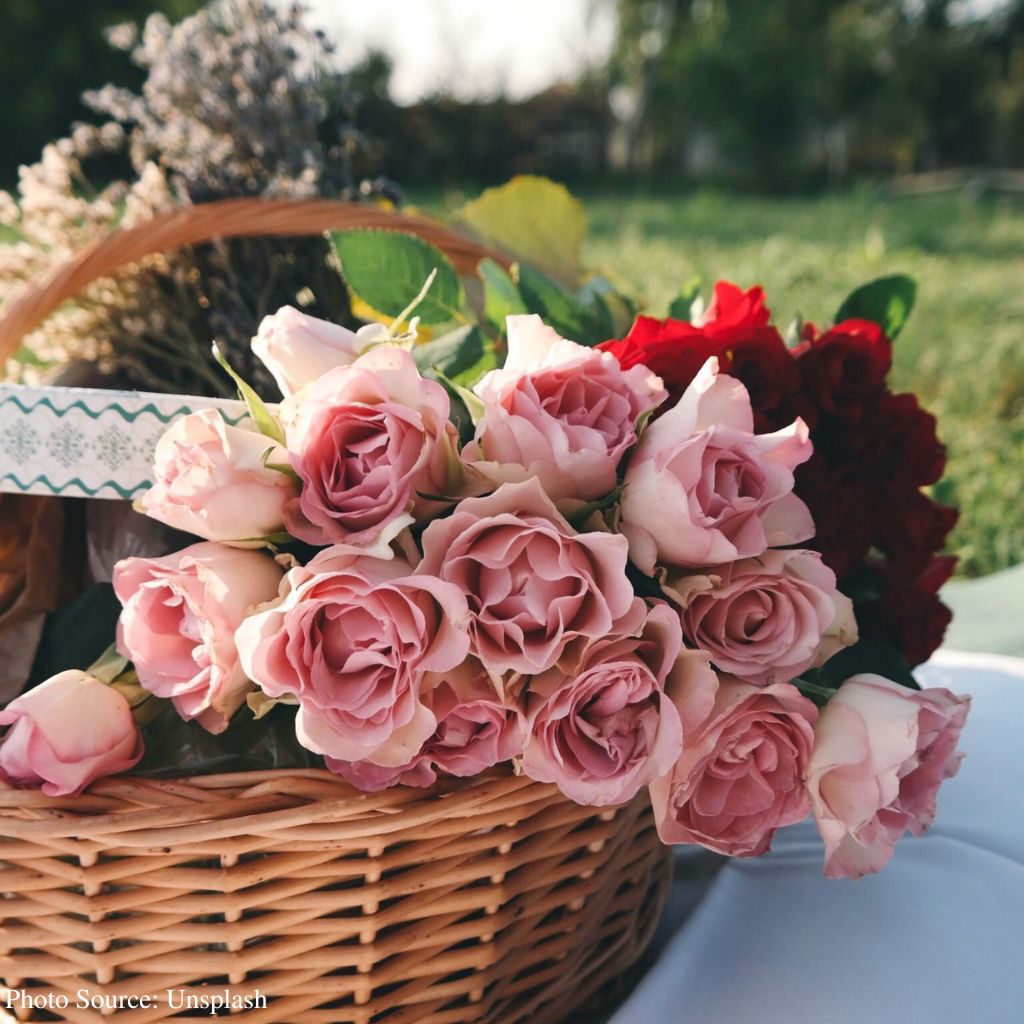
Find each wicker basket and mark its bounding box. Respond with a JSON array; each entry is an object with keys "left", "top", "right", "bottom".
[{"left": 0, "top": 200, "right": 672, "bottom": 1023}]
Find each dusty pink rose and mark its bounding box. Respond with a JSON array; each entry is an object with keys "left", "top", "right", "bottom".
[
  {"left": 807, "top": 674, "right": 970, "bottom": 879},
  {"left": 138, "top": 408, "right": 297, "bottom": 545},
  {"left": 325, "top": 659, "right": 526, "bottom": 790},
  {"left": 665, "top": 550, "right": 857, "bottom": 685},
  {"left": 522, "top": 600, "right": 713, "bottom": 807},
  {"left": 463, "top": 314, "right": 665, "bottom": 507},
  {"left": 418, "top": 478, "right": 635, "bottom": 676},
  {"left": 619, "top": 357, "right": 814, "bottom": 573},
  {"left": 650, "top": 674, "right": 818, "bottom": 856},
  {"left": 253, "top": 305, "right": 369, "bottom": 396},
  {"left": 114, "top": 542, "right": 284, "bottom": 733},
  {"left": 282, "top": 345, "right": 460, "bottom": 548},
  {"left": 0, "top": 670, "right": 143, "bottom": 796},
  {"left": 235, "top": 550, "right": 471, "bottom": 766}
]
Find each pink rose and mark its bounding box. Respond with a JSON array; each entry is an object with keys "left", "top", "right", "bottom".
[
  {"left": 114, "top": 542, "right": 285, "bottom": 734},
  {"left": 522, "top": 600, "right": 712, "bottom": 807},
  {"left": 325, "top": 659, "right": 526, "bottom": 791},
  {"left": 418, "top": 478, "right": 635, "bottom": 676},
  {"left": 619, "top": 357, "right": 814, "bottom": 573},
  {"left": 0, "top": 670, "right": 142, "bottom": 796},
  {"left": 665, "top": 550, "right": 857, "bottom": 686},
  {"left": 807, "top": 674, "right": 970, "bottom": 878},
  {"left": 235, "top": 550, "right": 471, "bottom": 767},
  {"left": 138, "top": 408, "right": 297, "bottom": 545},
  {"left": 650, "top": 675, "right": 818, "bottom": 856},
  {"left": 463, "top": 314, "right": 665, "bottom": 507},
  {"left": 253, "top": 305, "right": 369, "bottom": 397},
  {"left": 282, "top": 345, "right": 460, "bottom": 548}
]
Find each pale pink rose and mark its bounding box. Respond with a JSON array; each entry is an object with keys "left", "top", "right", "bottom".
[
  {"left": 418, "top": 478, "right": 635, "bottom": 676},
  {"left": 650, "top": 674, "right": 818, "bottom": 856},
  {"left": 0, "top": 670, "right": 142, "bottom": 796},
  {"left": 462, "top": 314, "right": 665, "bottom": 507},
  {"left": 253, "top": 305, "right": 370, "bottom": 397},
  {"left": 522, "top": 600, "right": 713, "bottom": 807},
  {"left": 807, "top": 674, "right": 970, "bottom": 879},
  {"left": 619, "top": 357, "right": 814, "bottom": 573},
  {"left": 325, "top": 660, "right": 526, "bottom": 791},
  {"left": 282, "top": 345, "right": 460, "bottom": 548},
  {"left": 138, "top": 408, "right": 297, "bottom": 545},
  {"left": 665, "top": 550, "right": 857, "bottom": 686},
  {"left": 235, "top": 551, "right": 471, "bottom": 767},
  {"left": 114, "top": 543, "right": 285, "bottom": 734}
]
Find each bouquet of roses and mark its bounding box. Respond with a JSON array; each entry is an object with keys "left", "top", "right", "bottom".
[{"left": 0, "top": 198, "right": 969, "bottom": 881}]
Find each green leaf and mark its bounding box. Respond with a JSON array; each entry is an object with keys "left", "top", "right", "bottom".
[
  {"left": 479, "top": 257, "right": 527, "bottom": 331},
  {"left": 213, "top": 344, "right": 285, "bottom": 445},
  {"left": 574, "top": 277, "right": 617, "bottom": 340},
  {"left": 667, "top": 276, "right": 703, "bottom": 320},
  {"left": 412, "top": 325, "right": 492, "bottom": 383},
  {"left": 815, "top": 639, "right": 920, "bottom": 691},
  {"left": 517, "top": 265, "right": 607, "bottom": 346},
  {"left": 834, "top": 275, "right": 917, "bottom": 339},
  {"left": 331, "top": 229, "right": 464, "bottom": 325}
]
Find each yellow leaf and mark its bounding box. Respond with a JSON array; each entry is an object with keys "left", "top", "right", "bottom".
[
  {"left": 453, "top": 176, "right": 587, "bottom": 287},
  {"left": 349, "top": 296, "right": 437, "bottom": 343}
]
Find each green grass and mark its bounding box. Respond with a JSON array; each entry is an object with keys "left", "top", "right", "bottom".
[{"left": 422, "top": 184, "right": 1024, "bottom": 578}]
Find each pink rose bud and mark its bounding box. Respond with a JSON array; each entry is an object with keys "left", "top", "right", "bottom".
[
  {"left": 282, "top": 345, "right": 461, "bottom": 549},
  {"left": 0, "top": 670, "right": 143, "bottom": 796},
  {"left": 325, "top": 659, "right": 526, "bottom": 791},
  {"left": 235, "top": 549, "right": 471, "bottom": 767},
  {"left": 463, "top": 314, "right": 665, "bottom": 508},
  {"left": 619, "top": 357, "right": 814, "bottom": 573},
  {"left": 665, "top": 549, "right": 857, "bottom": 686},
  {"left": 807, "top": 674, "right": 970, "bottom": 879},
  {"left": 418, "top": 478, "right": 637, "bottom": 676},
  {"left": 138, "top": 408, "right": 297, "bottom": 545},
  {"left": 650, "top": 675, "right": 818, "bottom": 857},
  {"left": 113, "top": 542, "right": 285, "bottom": 734},
  {"left": 252, "top": 305, "right": 366, "bottom": 397},
  {"left": 522, "top": 601, "right": 713, "bottom": 807}
]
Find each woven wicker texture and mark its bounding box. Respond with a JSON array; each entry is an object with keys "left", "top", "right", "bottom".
[{"left": 0, "top": 769, "right": 670, "bottom": 1024}]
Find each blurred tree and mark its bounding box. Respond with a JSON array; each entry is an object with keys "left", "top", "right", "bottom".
[{"left": 0, "top": 0, "right": 204, "bottom": 183}]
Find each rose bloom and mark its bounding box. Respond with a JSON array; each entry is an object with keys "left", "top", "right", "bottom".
[
  {"left": 418, "top": 478, "right": 635, "bottom": 676},
  {"left": 851, "top": 391, "right": 947, "bottom": 489},
  {"left": 283, "top": 345, "right": 460, "bottom": 548},
  {"left": 463, "top": 314, "right": 665, "bottom": 507},
  {"left": 665, "top": 549, "right": 857, "bottom": 686},
  {"left": 326, "top": 660, "right": 526, "bottom": 791},
  {"left": 599, "top": 282, "right": 797, "bottom": 431},
  {"left": 619, "top": 357, "right": 814, "bottom": 573},
  {"left": 235, "top": 549, "right": 470, "bottom": 767},
  {"left": 0, "top": 670, "right": 143, "bottom": 796},
  {"left": 522, "top": 600, "right": 713, "bottom": 807},
  {"left": 137, "top": 408, "right": 297, "bottom": 545},
  {"left": 253, "top": 305, "right": 369, "bottom": 397},
  {"left": 794, "top": 318, "right": 892, "bottom": 423},
  {"left": 114, "top": 542, "right": 284, "bottom": 733},
  {"left": 807, "top": 674, "right": 970, "bottom": 878},
  {"left": 650, "top": 674, "right": 818, "bottom": 857}
]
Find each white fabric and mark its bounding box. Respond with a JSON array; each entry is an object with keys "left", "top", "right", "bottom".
[{"left": 611, "top": 651, "right": 1024, "bottom": 1024}]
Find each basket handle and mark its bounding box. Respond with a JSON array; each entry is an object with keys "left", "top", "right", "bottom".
[{"left": 0, "top": 197, "right": 507, "bottom": 364}]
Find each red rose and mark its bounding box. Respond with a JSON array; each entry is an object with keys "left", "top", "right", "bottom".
[
  {"left": 855, "top": 556, "right": 955, "bottom": 667},
  {"left": 852, "top": 392, "right": 946, "bottom": 488},
  {"left": 874, "top": 488, "right": 958, "bottom": 576},
  {"left": 795, "top": 318, "right": 892, "bottom": 422},
  {"left": 599, "top": 281, "right": 797, "bottom": 431}
]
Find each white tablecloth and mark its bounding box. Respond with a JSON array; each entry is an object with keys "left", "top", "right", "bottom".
[{"left": 610, "top": 650, "right": 1024, "bottom": 1024}]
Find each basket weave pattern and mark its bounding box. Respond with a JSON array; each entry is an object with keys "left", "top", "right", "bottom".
[{"left": 0, "top": 770, "right": 669, "bottom": 1024}]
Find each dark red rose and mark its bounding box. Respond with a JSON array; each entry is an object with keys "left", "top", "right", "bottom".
[
  {"left": 700, "top": 281, "right": 771, "bottom": 335},
  {"left": 855, "top": 556, "right": 956, "bottom": 667},
  {"left": 719, "top": 328, "right": 800, "bottom": 432},
  {"left": 850, "top": 392, "right": 946, "bottom": 488},
  {"left": 874, "top": 488, "right": 958, "bottom": 575},
  {"left": 794, "top": 454, "right": 874, "bottom": 580},
  {"left": 795, "top": 318, "right": 892, "bottom": 423}
]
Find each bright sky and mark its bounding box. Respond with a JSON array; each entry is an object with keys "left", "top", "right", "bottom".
[{"left": 300, "top": 0, "right": 617, "bottom": 104}]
